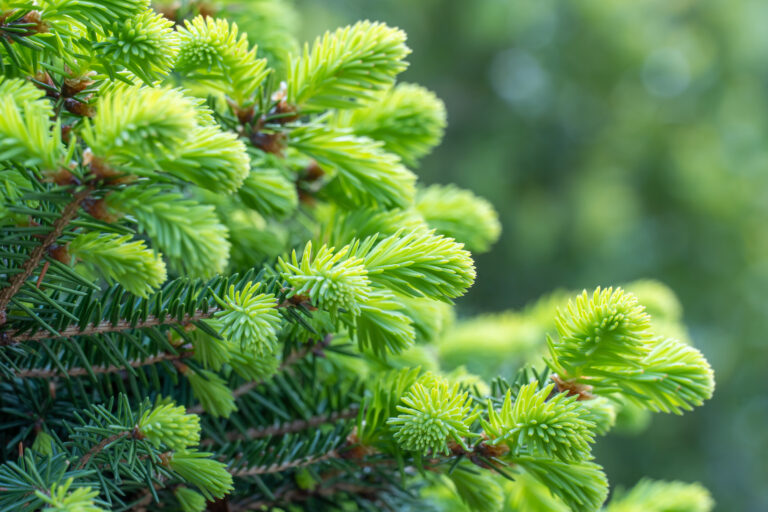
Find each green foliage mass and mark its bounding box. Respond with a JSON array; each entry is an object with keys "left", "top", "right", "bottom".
[{"left": 0, "top": 1, "right": 715, "bottom": 511}]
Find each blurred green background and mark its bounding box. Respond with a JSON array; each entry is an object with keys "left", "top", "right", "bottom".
[{"left": 286, "top": 0, "right": 766, "bottom": 509}]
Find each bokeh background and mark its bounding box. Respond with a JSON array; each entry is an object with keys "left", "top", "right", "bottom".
[{"left": 233, "top": 0, "right": 766, "bottom": 509}]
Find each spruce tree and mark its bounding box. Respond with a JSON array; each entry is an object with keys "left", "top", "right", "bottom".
[{"left": 0, "top": 1, "right": 715, "bottom": 510}]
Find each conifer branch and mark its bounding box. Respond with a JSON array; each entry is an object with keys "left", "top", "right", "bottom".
[
  {"left": 2, "top": 309, "right": 221, "bottom": 345},
  {"left": 9, "top": 350, "right": 195, "bottom": 379},
  {"left": 0, "top": 186, "right": 92, "bottom": 323},
  {"left": 232, "top": 450, "right": 340, "bottom": 476},
  {"left": 193, "top": 335, "right": 333, "bottom": 413},
  {"left": 75, "top": 429, "right": 134, "bottom": 470},
  {"left": 203, "top": 407, "right": 359, "bottom": 445}
]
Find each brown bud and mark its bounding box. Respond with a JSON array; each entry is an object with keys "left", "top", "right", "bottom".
[
  {"left": 250, "top": 131, "right": 286, "bottom": 155},
  {"left": 83, "top": 198, "right": 116, "bottom": 223},
  {"left": 174, "top": 361, "right": 190, "bottom": 374},
  {"left": 49, "top": 244, "right": 70, "bottom": 264},
  {"left": 476, "top": 440, "right": 510, "bottom": 458},
  {"left": 207, "top": 498, "right": 232, "bottom": 512},
  {"left": 297, "top": 188, "right": 316, "bottom": 207},
  {"left": 62, "top": 75, "right": 94, "bottom": 97},
  {"left": 269, "top": 100, "right": 300, "bottom": 124},
  {"left": 63, "top": 98, "right": 95, "bottom": 117},
  {"left": 154, "top": 2, "right": 179, "bottom": 22},
  {"left": 303, "top": 161, "right": 325, "bottom": 182},
  {"left": 20, "top": 10, "right": 47, "bottom": 35},
  {"left": 87, "top": 154, "right": 133, "bottom": 184},
  {"left": 341, "top": 428, "right": 378, "bottom": 460},
  {"left": 60, "top": 124, "right": 73, "bottom": 144},
  {"left": 551, "top": 374, "right": 595, "bottom": 401},
  {"left": 158, "top": 452, "right": 172, "bottom": 466},
  {"left": 51, "top": 168, "right": 79, "bottom": 186},
  {"left": 235, "top": 105, "right": 255, "bottom": 124}
]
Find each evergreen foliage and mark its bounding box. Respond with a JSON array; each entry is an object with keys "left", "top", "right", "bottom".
[{"left": 0, "top": 1, "right": 715, "bottom": 511}]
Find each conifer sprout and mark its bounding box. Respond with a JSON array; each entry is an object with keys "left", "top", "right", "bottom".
[
  {"left": 604, "top": 479, "right": 714, "bottom": 512},
  {"left": 81, "top": 85, "right": 199, "bottom": 172},
  {"left": 36, "top": 478, "right": 105, "bottom": 512},
  {"left": 288, "top": 20, "right": 410, "bottom": 111},
  {"left": 388, "top": 374, "right": 479, "bottom": 454},
  {"left": 279, "top": 241, "right": 372, "bottom": 315},
  {"left": 238, "top": 167, "right": 298, "bottom": 217},
  {"left": 290, "top": 123, "right": 417, "bottom": 209},
  {"left": 551, "top": 286, "right": 654, "bottom": 375},
  {"left": 156, "top": 125, "right": 251, "bottom": 193},
  {"left": 32, "top": 431, "right": 56, "bottom": 456},
  {"left": 335, "top": 83, "right": 447, "bottom": 167},
  {"left": 447, "top": 462, "right": 505, "bottom": 512},
  {"left": 92, "top": 10, "right": 179, "bottom": 83},
  {"left": 0, "top": 2, "right": 716, "bottom": 511},
  {"left": 165, "top": 450, "right": 234, "bottom": 500},
  {"left": 355, "top": 289, "right": 416, "bottom": 355},
  {"left": 174, "top": 486, "right": 207, "bottom": 512},
  {"left": 176, "top": 15, "right": 270, "bottom": 104},
  {"left": 185, "top": 368, "right": 237, "bottom": 418},
  {"left": 38, "top": 0, "right": 150, "bottom": 30},
  {"left": 583, "top": 396, "right": 619, "bottom": 436},
  {"left": 107, "top": 187, "right": 231, "bottom": 277},
  {"left": 68, "top": 232, "right": 167, "bottom": 297},
  {"left": 483, "top": 381, "right": 596, "bottom": 462},
  {"left": 212, "top": 281, "right": 282, "bottom": 353},
  {"left": 516, "top": 456, "right": 609, "bottom": 512},
  {"left": 360, "top": 229, "right": 476, "bottom": 300},
  {"left": 416, "top": 184, "right": 502, "bottom": 253},
  {"left": 137, "top": 403, "right": 201, "bottom": 449},
  {"left": 0, "top": 80, "right": 63, "bottom": 171}
]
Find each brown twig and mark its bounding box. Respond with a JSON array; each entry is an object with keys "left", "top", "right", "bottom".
[
  {"left": 231, "top": 450, "right": 339, "bottom": 477},
  {"left": 201, "top": 407, "right": 359, "bottom": 446},
  {"left": 76, "top": 429, "right": 133, "bottom": 470},
  {"left": 1, "top": 308, "right": 220, "bottom": 346},
  {"left": 10, "top": 350, "right": 195, "bottom": 379},
  {"left": 0, "top": 186, "right": 92, "bottom": 324}
]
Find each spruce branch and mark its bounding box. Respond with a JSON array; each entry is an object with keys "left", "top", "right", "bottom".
[
  {"left": 0, "top": 185, "right": 92, "bottom": 324},
  {"left": 75, "top": 430, "right": 135, "bottom": 470},
  {"left": 231, "top": 450, "right": 340, "bottom": 477},
  {"left": 188, "top": 335, "right": 333, "bottom": 414},
  {"left": 287, "top": 21, "right": 410, "bottom": 111},
  {"left": 9, "top": 350, "right": 195, "bottom": 379},
  {"left": 2, "top": 309, "right": 220, "bottom": 345},
  {"left": 203, "top": 407, "right": 359, "bottom": 445}
]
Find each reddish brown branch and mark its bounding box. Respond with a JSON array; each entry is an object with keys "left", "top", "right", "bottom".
[
  {"left": 201, "top": 407, "right": 359, "bottom": 446},
  {"left": 2, "top": 308, "right": 220, "bottom": 346},
  {"left": 232, "top": 450, "right": 340, "bottom": 477},
  {"left": 76, "top": 429, "right": 133, "bottom": 470},
  {"left": 11, "top": 350, "right": 194, "bottom": 379},
  {"left": 0, "top": 187, "right": 93, "bottom": 324}
]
